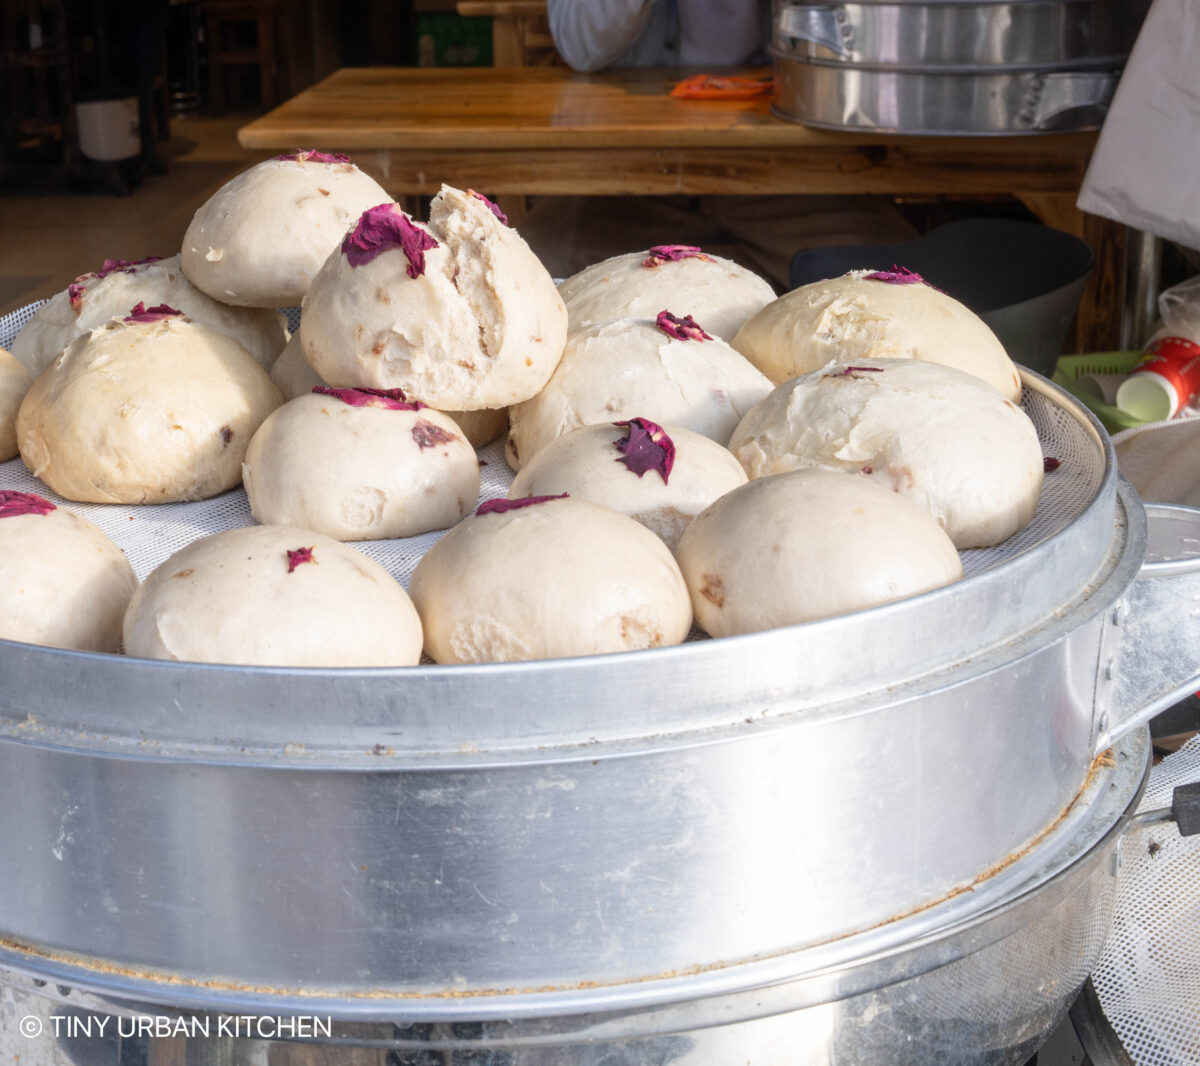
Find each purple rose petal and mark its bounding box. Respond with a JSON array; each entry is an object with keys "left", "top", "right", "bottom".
[
  {"left": 467, "top": 189, "right": 508, "bottom": 225},
  {"left": 825, "top": 365, "right": 885, "bottom": 379},
  {"left": 125, "top": 302, "right": 183, "bottom": 323},
  {"left": 656, "top": 310, "right": 712, "bottom": 342},
  {"left": 0, "top": 490, "right": 56, "bottom": 519},
  {"left": 68, "top": 256, "right": 163, "bottom": 311},
  {"left": 642, "top": 245, "right": 712, "bottom": 268},
  {"left": 312, "top": 386, "right": 424, "bottom": 411},
  {"left": 286, "top": 546, "right": 316, "bottom": 573},
  {"left": 342, "top": 204, "right": 439, "bottom": 276},
  {"left": 276, "top": 149, "right": 352, "bottom": 164},
  {"left": 862, "top": 266, "right": 946, "bottom": 294},
  {"left": 864, "top": 266, "right": 927, "bottom": 285},
  {"left": 613, "top": 417, "right": 675, "bottom": 483},
  {"left": 412, "top": 420, "right": 457, "bottom": 448},
  {"left": 477, "top": 494, "right": 569, "bottom": 516}
]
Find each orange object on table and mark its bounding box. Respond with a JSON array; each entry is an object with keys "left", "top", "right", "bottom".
[{"left": 670, "top": 73, "right": 773, "bottom": 99}]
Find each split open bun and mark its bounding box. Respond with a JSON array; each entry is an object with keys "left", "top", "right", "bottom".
[
  {"left": 123, "top": 524, "right": 423, "bottom": 667},
  {"left": 508, "top": 419, "right": 748, "bottom": 550},
  {"left": 675, "top": 469, "right": 962, "bottom": 638},
  {"left": 505, "top": 315, "right": 772, "bottom": 471},
  {"left": 729, "top": 359, "right": 1044, "bottom": 548},
  {"left": 0, "top": 346, "right": 33, "bottom": 461},
  {"left": 301, "top": 185, "right": 567, "bottom": 411},
  {"left": 409, "top": 494, "right": 692, "bottom": 663},
  {"left": 17, "top": 310, "right": 282, "bottom": 504},
  {"left": 558, "top": 247, "right": 776, "bottom": 341},
  {"left": 0, "top": 492, "right": 137, "bottom": 652},
  {"left": 731, "top": 269, "right": 1022, "bottom": 402},
  {"left": 10, "top": 254, "right": 287, "bottom": 374},
  {"left": 243, "top": 389, "right": 480, "bottom": 541},
  {"left": 182, "top": 151, "right": 392, "bottom": 308}
]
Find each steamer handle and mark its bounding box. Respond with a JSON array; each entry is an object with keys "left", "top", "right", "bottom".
[
  {"left": 1129, "top": 782, "right": 1200, "bottom": 838},
  {"left": 1097, "top": 503, "right": 1200, "bottom": 753},
  {"left": 774, "top": 4, "right": 852, "bottom": 57}
]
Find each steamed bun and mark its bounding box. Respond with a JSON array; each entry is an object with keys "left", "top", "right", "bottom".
[
  {"left": 731, "top": 269, "right": 1021, "bottom": 401},
  {"left": 729, "top": 359, "right": 1043, "bottom": 548},
  {"left": 0, "top": 491, "right": 137, "bottom": 652},
  {"left": 558, "top": 246, "right": 775, "bottom": 340},
  {"left": 675, "top": 469, "right": 962, "bottom": 637},
  {"left": 17, "top": 308, "right": 282, "bottom": 504},
  {"left": 182, "top": 151, "right": 392, "bottom": 307},
  {"left": 409, "top": 495, "right": 692, "bottom": 663},
  {"left": 301, "top": 186, "right": 567, "bottom": 410},
  {"left": 506, "top": 313, "right": 772, "bottom": 471},
  {"left": 123, "top": 524, "right": 423, "bottom": 666},
  {"left": 10, "top": 254, "right": 287, "bottom": 373}
]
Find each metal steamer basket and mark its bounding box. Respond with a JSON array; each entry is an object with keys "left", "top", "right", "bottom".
[
  {"left": 770, "top": 0, "right": 1150, "bottom": 134},
  {"left": 2, "top": 296, "right": 1200, "bottom": 1062}
]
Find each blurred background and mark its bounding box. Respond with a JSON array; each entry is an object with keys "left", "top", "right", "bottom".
[{"left": 0, "top": 0, "right": 531, "bottom": 312}]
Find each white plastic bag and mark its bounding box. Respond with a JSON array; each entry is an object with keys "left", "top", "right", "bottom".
[
  {"left": 1146, "top": 274, "right": 1200, "bottom": 349},
  {"left": 1077, "top": 0, "right": 1200, "bottom": 252}
]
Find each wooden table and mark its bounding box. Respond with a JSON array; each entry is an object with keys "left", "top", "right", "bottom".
[{"left": 238, "top": 65, "right": 1122, "bottom": 352}]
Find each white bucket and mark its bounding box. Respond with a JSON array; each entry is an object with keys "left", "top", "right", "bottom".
[{"left": 76, "top": 97, "right": 140, "bottom": 162}]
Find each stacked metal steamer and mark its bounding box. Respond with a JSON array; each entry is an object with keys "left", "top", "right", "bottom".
[
  {"left": 770, "top": 0, "right": 1150, "bottom": 133},
  {"left": 3, "top": 193, "right": 1200, "bottom": 1065}
]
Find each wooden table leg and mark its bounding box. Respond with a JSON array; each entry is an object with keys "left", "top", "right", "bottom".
[
  {"left": 491, "top": 13, "right": 524, "bottom": 67},
  {"left": 1018, "top": 191, "right": 1127, "bottom": 356}
]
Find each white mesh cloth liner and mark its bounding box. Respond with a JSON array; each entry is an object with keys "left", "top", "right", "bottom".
[
  {"left": 1, "top": 300, "right": 1106, "bottom": 588},
  {"left": 1090, "top": 735, "right": 1200, "bottom": 1066},
  {"left": 1114, "top": 418, "right": 1200, "bottom": 511}
]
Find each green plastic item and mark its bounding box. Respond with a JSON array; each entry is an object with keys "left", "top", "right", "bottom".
[
  {"left": 414, "top": 14, "right": 493, "bottom": 67},
  {"left": 1052, "top": 351, "right": 1149, "bottom": 436}
]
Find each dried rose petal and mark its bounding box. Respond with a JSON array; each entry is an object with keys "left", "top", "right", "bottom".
[
  {"left": 467, "top": 189, "right": 508, "bottom": 225},
  {"left": 100, "top": 256, "right": 161, "bottom": 277},
  {"left": 477, "top": 494, "right": 569, "bottom": 516},
  {"left": 276, "top": 149, "right": 352, "bottom": 164},
  {"left": 68, "top": 255, "right": 163, "bottom": 311},
  {"left": 825, "top": 365, "right": 885, "bottom": 379},
  {"left": 412, "top": 420, "right": 457, "bottom": 448},
  {"left": 312, "top": 385, "right": 424, "bottom": 411},
  {"left": 0, "top": 490, "right": 56, "bottom": 518},
  {"left": 642, "top": 245, "right": 712, "bottom": 268},
  {"left": 656, "top": 310, "right": 712, "bottom": 342},
  {"left": 342, "top": 204, "right": 438, "bottom": 276},
  {"left": 862, "top": 266, "right": 947, "bottom": 294},
  {"left": 864, "top": 266, "right": 927, "bottom": 285},
  {"left": 613, "top": 418, "right": 675, "bottom": 483},
  {"left": 125, "top": 302, "right": 183, "bottom": 323},
  {"left": 286, "top": 546, "right": 316, "bottom": 572},
  {"left": 1044, "top": 457, "right": 1062, "bottom": 472}
]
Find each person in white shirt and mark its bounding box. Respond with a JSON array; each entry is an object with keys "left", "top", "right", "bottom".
[{"left": 548, "top": 0, "right": 766, "bottom": 71}]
